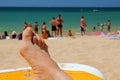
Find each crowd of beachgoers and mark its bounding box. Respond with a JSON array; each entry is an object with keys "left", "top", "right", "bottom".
[
  {"left": 0, "top": 15, "right": 120, "bottom": 40},
  {"left": 0, "top": 14, "right": 72, "bottom": 40}
]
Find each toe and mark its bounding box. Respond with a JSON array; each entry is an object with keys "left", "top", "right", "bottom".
[{"left": 22, "top": 27, "right": 34, "bottom": 41}]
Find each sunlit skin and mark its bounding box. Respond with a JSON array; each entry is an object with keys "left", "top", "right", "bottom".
[{"left": 20, "top": 27, "right": 73, "bottom": 80}]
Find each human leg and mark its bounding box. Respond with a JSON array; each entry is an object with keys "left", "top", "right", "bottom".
[{"left": 20, "top": 27, "right": 72, "bottom": 80}]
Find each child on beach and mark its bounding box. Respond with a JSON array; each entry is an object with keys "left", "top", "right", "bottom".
[
  {"left": 68, "top": 30, "right": 73, "bottom": 37},
  {"left": 41, "top": 31, "right": 48, "bottom": 39}
]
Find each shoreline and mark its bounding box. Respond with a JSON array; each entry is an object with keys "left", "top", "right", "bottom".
[{"left": 0, "top": 27, "right": 119, "bottom": 37}]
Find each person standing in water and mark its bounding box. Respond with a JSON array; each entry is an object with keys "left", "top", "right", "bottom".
[
  {"left": 50, "top": 17, "right": 57, "bottom": 37},
  {"left": 80, "top": 16, "right": 87, "bottom": 36},
  {"left": 56, "top": 14, "right": 64, "bottom": 37},
  {"left": 107, "top": 20, "right": 111, "bottom": 32}
]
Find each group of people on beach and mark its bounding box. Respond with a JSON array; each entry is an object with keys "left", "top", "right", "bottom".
[
  {"left": 20, "top": 24, "right": 73, "bottom": 80},
  {"left": 92, "top": 20, "right": 111, "bottom": 33},
  {"left": 20, "top": 15, "right": 113, "bottom": 80},
  {"left": 23, "top": 15, "right": 87, "bottom": 39},
  {"left": 0, "top": 14, "right": 73, "bottom": 40},
  {"left": 0, "top": 30, "right": 22, "bottom": 40},
  {"left": 50, "top": 14, "right": 64, "bottom": 37},
  {"left": 0, "top": 14, "right": 120, "bottom": 80},
  {"left": 0, "top": 14, "right": 117, "bottom": 40},
  {"left": 19, "top": 15, "right": 119, "bottom": 80},
  {"left": 23, "top": 14, "right": 64, "bottom": 39},
  {"left": 80, "top": 15, "right": 112, "bottom": 36}
]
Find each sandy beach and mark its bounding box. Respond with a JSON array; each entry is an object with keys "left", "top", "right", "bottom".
[{"left": 0, "top": 35, "right": 120, "bottom": 80}]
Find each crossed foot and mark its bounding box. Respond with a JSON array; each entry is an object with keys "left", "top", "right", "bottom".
[{"left": 20, "top": 27, "right": 72, "bottom": 80}]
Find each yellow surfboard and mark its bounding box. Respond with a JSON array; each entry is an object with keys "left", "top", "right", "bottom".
[{"left": 0, "top": 63, "right": 105, "bottom": 80}]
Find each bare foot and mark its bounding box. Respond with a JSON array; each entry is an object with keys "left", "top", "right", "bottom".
[{"left": 20, "top": 27, "right": 72, "bottom": 80}]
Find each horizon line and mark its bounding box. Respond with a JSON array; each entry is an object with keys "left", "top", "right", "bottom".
[{"left": 0, "top": 6, "right": 120, "bottom": 8}]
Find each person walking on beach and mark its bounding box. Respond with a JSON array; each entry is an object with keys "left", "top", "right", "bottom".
[
  {"left": 107, "top": 20, "right": 111, "bottom": 32},
  {"left": 56, "top": 14, "right": 64, "bottom": 37},
  {"left": 34, "top": 22, "right": 39, "bottom": 34},
  {"left": 20, "top": 27, "right": 73, "bottom": 80},
  {"left": 50, "top": 17, "right": 57, "bottom": 37},
  {"left": 80, "top": 16, "right": 87, "bottom": 36}
]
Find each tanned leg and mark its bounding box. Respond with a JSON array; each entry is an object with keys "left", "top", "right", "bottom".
[{"left": 20, "top": 27, "right": 72, "bottom": 80}]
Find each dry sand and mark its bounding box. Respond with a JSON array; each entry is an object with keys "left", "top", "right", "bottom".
[{"left": 0, "top": 35, "right": 120, "bottom": 80}]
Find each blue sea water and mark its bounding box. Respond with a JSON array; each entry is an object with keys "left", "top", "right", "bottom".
[{"left": 0, "top": 7, "right": 120, "bottom": 34}]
